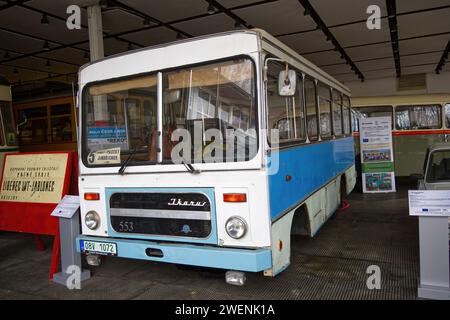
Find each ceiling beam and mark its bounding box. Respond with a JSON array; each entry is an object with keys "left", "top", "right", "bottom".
[
  {"left": 11, "top": 72, "right": 78, "bottom": 86},
  {"left": 300, "top": 31, "right": 450, "bottom": 56},
  {"left": 2, "top": 63, "right": 67, "bottom": 76},
  {"left": 0, "top": 46, "right": 82, "bottom": 67},
  {"left": 276, "top": 4, "right": 450, "bottom": 39},
  {"left": 17, "top": 3, "right": 144, "bottom": 49},
  {"left": 319, "top": 49, "right": 445, "bottom": 68},
  {"left": 297, "top": 0, "right": 364, "bottom": 81},
  {"left": 0, "top": 26, "right": 89, "bottom": 54},
  {"left": 108, "top": 0, "right": 193, "bottom": 38},
  {"left": 435, "top": 39, "right": 450, "bottom": 74},
  {"left": 386, "top": 0, "right": 401, "bottom": 78},
  {"left": 0, "top": 0, "right": 31, "bottom": 11},
  {"left": 205, "top": 0, "right": 252, "bottom": 28},
  {"left": 0, "top": 0, "right": 275, "bottom": 67}
]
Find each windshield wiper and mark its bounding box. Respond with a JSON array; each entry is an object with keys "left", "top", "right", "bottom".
[
  {"left": 118, "top": 131, "right": 150, "bottom": 175},
  {"left": 182, "top": 160, "right": 201, "bottom": 174}
]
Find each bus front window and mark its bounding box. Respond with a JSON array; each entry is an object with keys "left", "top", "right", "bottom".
[
  {"left": 83, "top": 75, "right": 157, "bottom": 167},
  {"left": 82, "top": 58, "right": 257, "bottom": 167}
]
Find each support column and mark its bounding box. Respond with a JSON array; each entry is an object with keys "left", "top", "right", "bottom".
[
  {"left": 87, "top": 3, "right": 108, "bottom": 126},
  {"left": 87, "top": 4, "right": 104, "bottom": 62}
]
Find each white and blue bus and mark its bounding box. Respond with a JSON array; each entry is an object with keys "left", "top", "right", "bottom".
[
  {"left": 76, "top": 29, "right": 356, "bottom": 284},
  {"left": 0, "top": 77, "right": 19, "bottom": 179}
]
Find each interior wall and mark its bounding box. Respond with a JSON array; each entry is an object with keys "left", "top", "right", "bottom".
[{"left": 344, "top": 71, "right": 450, "bottom": 97}]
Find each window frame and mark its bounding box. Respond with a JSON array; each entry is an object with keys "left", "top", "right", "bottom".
[
  {"left": 304, "top": 76, "right": 320, "bottom": 142},
  {"left": 265, "top": 61, "right": 308, "bottom": 146},
  {"left": 81, "top": 55, "right": 259, "bottom": 168},
  {"left": 14, "top": 97, "right": 76, "bottom": 147},
  {"left": 351, "top": 105, "right": 394, "bottom": 132},
  {"left": 343, "top": 95, "right": 351, "bottom": 136},
  {"left": 445, "top": 103, "right": 450, "bottom": 129},
  {"left": 331, "top": 88, "right": 344, "bottom": 138},
  {"left": 0, "top": 107, "right": 5, "bottom": 146},
  {"left": 426, "top": 149, "right": 450, "bottom": 183},
  {"left": 317, "top": 81, "right": 333, "bottom": 139},
  {"left": 395, "top": 104, "right": 442, "bottom": 131}
]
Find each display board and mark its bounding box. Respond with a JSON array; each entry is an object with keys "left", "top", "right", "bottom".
[
  {"left": 359, "top": 116, "right": 396, "bottom": 193},
  {"left": 0, "top": 153, "right": 70, "bottom": 203},
  {"left": 0, "top": 151, "right": 75, "bottom": 279},
  {"left": 409, "top": 190, "right": 450, "bottom": 217}
]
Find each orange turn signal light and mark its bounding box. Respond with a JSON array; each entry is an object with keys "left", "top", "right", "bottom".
[
  {"left": 84, "top": 193, "right": 100, "bottom": 201},
  {"left": 223, "top": 193, "right": 247, "bottom": 203}
]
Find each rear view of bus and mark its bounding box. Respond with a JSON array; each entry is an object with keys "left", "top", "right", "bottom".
[{"left": 76, "top": 30, "right": 355, "bottom": 284}]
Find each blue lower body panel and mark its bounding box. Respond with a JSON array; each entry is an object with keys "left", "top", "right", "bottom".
[{"left": 77, "top": 236, "right": 272, "bottom": 273}]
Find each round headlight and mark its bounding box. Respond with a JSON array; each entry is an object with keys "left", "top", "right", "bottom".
[
  {"left": 85, "top": 211, "right": 100, "bottom": 230},
  {"left": 225, "top": 216, "right": 247, "bottom": 239}
]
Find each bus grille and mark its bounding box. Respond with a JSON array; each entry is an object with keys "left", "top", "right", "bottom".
[{"left": 109, "top": 192, "right": 211, "bottom": 238}]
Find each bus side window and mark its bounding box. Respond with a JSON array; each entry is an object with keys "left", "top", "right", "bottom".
[
  {"left": 0, "top": 105, "right": 5, "bottom": 146},
  {"left": 395, "top": 105, "right": 441, "bottom": 130},
  {"left": 445, "top": 103, "right": 450, "bottom": 128},
  {"left": 304, "top": 77, "right": 318, "bottom": 141},
  {"left": 343, "top": 95, "right": 351, "bottom": 135},
  {"left": 267, "top": 62, "right": 306, "bottom": 143},
  {"left": 318, "top": 82, "right": 332, "bottom": 138},
  {"left": 332, "top": 89, "right": 343, "bottom": 137}
]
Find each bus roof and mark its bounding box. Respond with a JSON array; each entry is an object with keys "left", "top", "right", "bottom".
[
  {"left": 254, "top": 28, "right": 350, "bottom": 96},
  {"left": 79, "top": 29, "right": 349, "bottom": 96}
]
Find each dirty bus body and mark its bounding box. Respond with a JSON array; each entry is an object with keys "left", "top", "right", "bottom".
[{"left": 76, "top": 29, "right": 356, "bottom": 282}]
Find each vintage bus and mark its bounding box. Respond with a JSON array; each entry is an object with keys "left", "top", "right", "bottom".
[
  {"left": 76, "top": 29, "right": 356, "bottom": 284},
  {"left": 0, "top": 77, "right": 19, "bottom": 179},
  {"left": 352, "top": 94, "right": 450, "bottom": 177}
]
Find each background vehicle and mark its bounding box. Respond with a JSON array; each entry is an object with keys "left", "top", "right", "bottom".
[
  {"left": 0, "top": 77, "right": 19, "bottom": 180},
  {"left": 76, "top": 29, "right": 356, "bottom": 282},
  {"left": 416, "top": 143, "right": 450, "bottom": 190},
  {"left": 352, "top": 94, "right": 450, "bottom": 177}
]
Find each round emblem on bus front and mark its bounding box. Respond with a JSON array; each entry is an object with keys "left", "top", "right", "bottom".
[{"left": 181, "top": 224, "right": 192, "bottom": 234}]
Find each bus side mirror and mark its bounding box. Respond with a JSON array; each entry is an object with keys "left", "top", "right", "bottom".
[{"left": 278, "top": 69, "right": 296, "bottom": 97}]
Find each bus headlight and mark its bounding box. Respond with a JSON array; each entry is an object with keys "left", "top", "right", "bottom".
[
  {"left": 225, "top": 216, "right": 247, "bottom": 239},
  {"left": 85, "top": 211, "right": 100, "bottom": 230}
]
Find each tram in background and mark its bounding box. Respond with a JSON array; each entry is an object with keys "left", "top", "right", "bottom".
[
  {"left": 352, "top": 94, "right": 450, "bottom": 177},
  {"left": 0, "top": 77, "right": 19, "bottom": 179},
  {"left": 13, "top": 95, "right": 77, "bottom": 152}
]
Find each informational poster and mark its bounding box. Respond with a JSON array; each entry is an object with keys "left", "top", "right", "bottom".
[
  {"left": 0, "top": 153, "right": 69, "bottom": 203},
  {"left": 87, "top": 126, "right": 128, "bottom": 152},
  {"left": 408, "top": 190, "right": 450, "bottom": 217},
  {"left": 359, "top": 116, "right": 396, "bottom": 193}
]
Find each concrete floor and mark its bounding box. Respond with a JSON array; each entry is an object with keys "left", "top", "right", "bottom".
[{"left": 0, "top": 181, "right": 419, "bottom": 300}]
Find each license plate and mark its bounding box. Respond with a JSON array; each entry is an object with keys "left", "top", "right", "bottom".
[{"left": 80, "top": 240, "right": 117, "bottom": 256}]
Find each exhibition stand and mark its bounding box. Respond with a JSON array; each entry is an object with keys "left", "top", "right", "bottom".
[
  {"left": 0, "top": 152, "right": 77, "bottom": 279},
  {"left": 409, "top": 190, "right": 450, "bottom": 300}
]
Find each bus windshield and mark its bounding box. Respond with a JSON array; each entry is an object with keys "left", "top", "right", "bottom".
[{"left": 82, "top": 58, "right": 257, "bottom": 167}]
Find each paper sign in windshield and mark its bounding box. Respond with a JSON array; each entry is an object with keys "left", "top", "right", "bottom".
[
  {"left": 87, "top": 148, "right": 121, "bottom": 165},
  {"left": 87, "top": 126, "right": 128, "bottom": 151}
]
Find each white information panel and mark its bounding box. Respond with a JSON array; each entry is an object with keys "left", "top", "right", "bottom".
[
  {"left": 409, "top": 190, "right": 450, "bottom": 217},
  {"left": 51, "top": 195, "right": 80, "bottom": 219}
]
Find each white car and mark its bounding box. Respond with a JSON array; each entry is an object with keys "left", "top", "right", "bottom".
[{"left": 416, "top": 143, "right": 450, "bottom": 190}]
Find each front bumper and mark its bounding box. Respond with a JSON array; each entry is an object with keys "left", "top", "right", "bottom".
[{"left": 76, "top": 235, "right": 272, "bottom": 272}]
